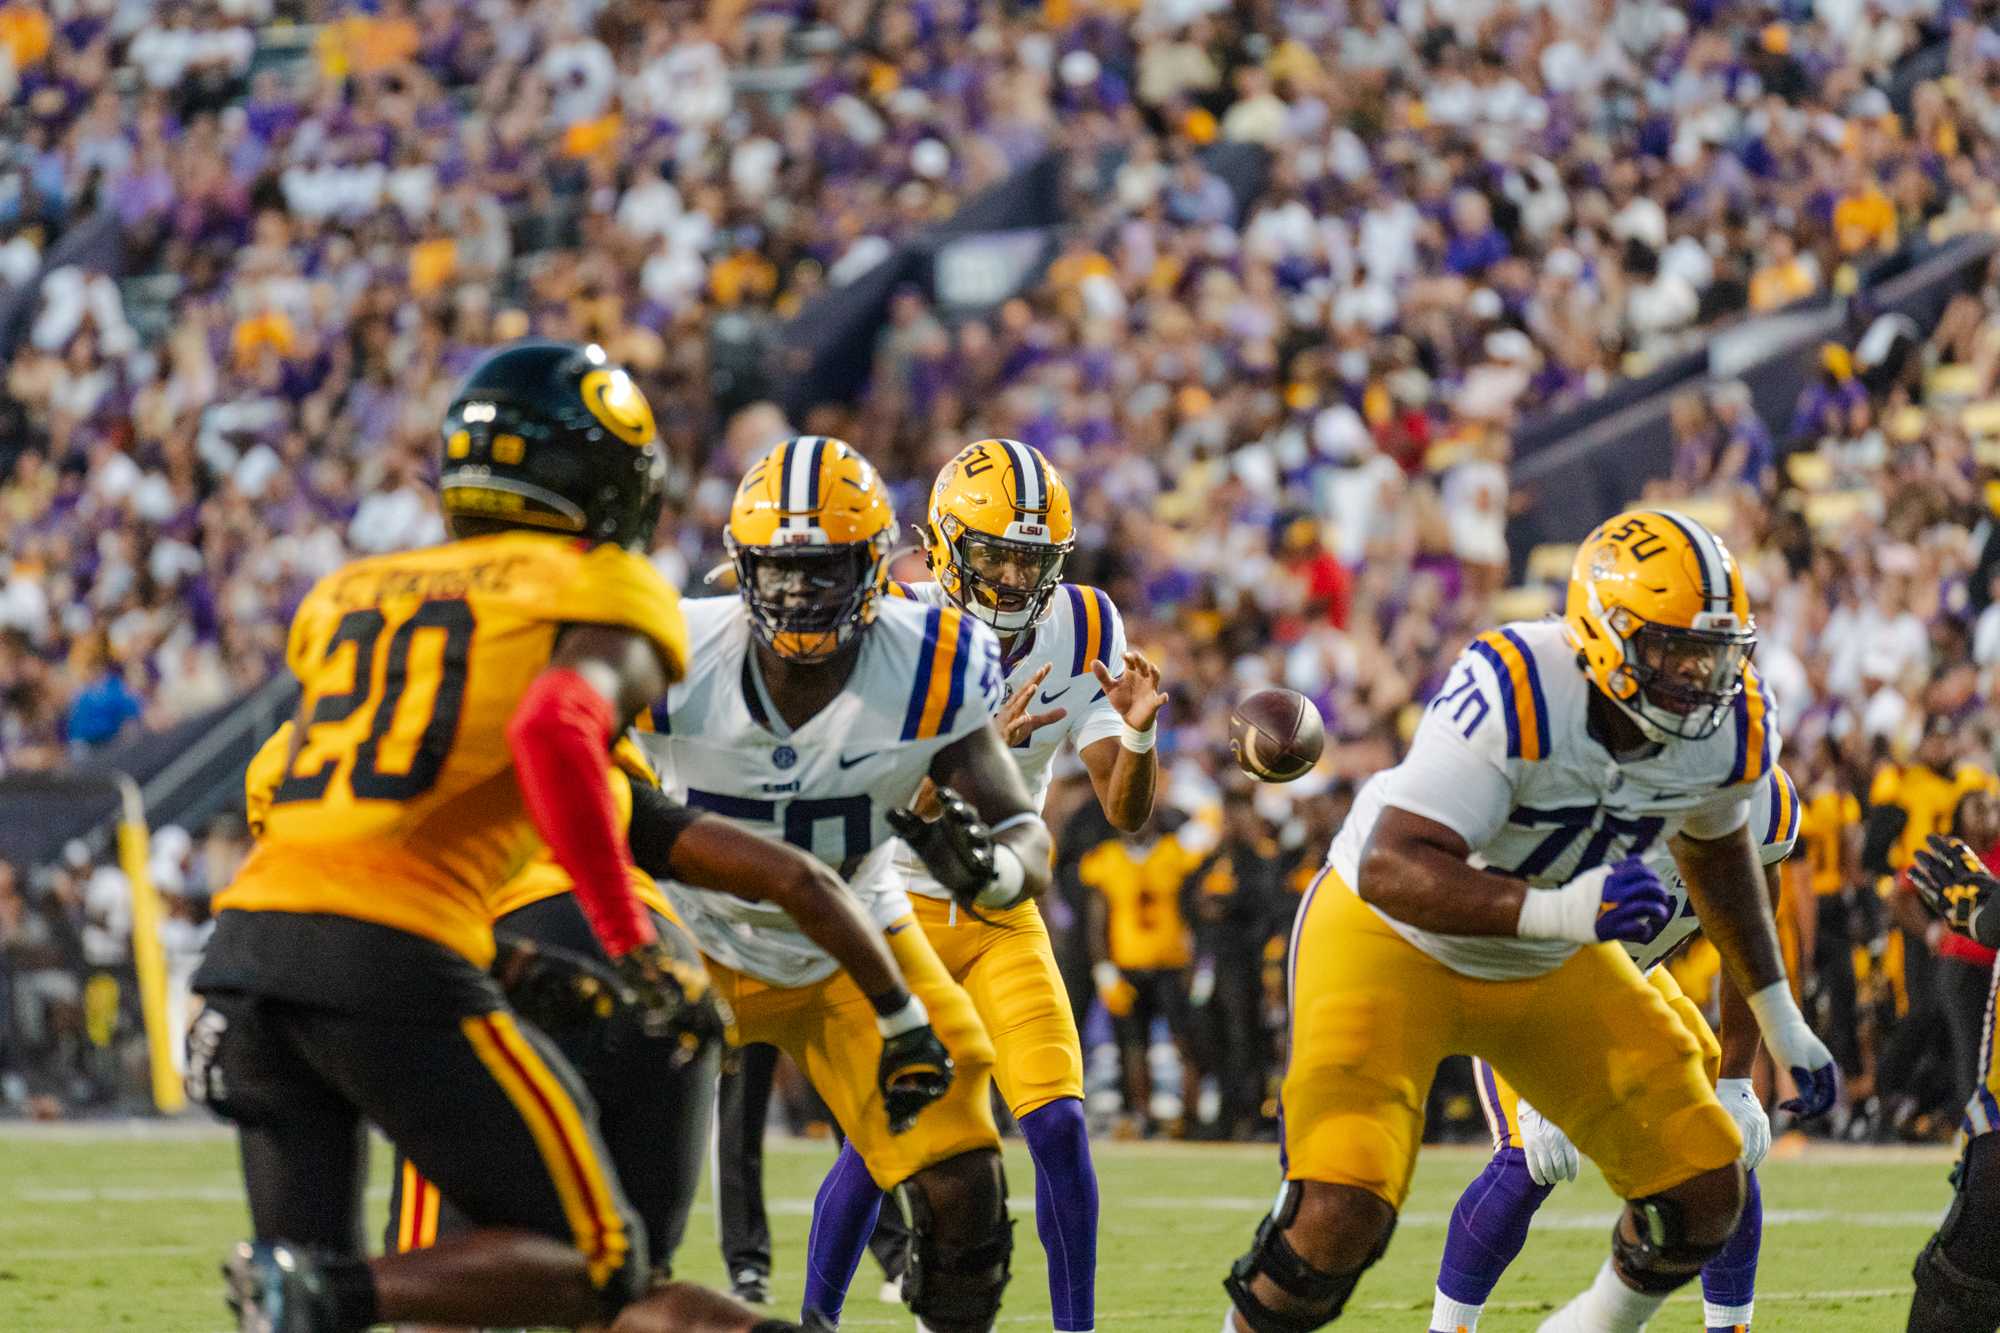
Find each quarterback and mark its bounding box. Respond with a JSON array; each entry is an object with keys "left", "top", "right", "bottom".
[
  {"left": 639, "top": 436, "right": 1053, "bottom": 1333},
  {"left": 1219, "top": 509, "right": 1838, "bottom": 1333},
  {"left": 1431, "top": 763, "right": 1801, "bottom": 1333},
  {"left": 802, "top": 438, "right": 1166, "bottom": 1333}
]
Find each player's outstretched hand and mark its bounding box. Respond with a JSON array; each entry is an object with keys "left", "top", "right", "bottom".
[
  {"left": 612, "top": 935, "right": 727, "bottom": 1067},
  {"left": 886, "top": 786, "right": 995, "bottom": 904},
  {"left": 879, "top": 1022, "right": 955, "bottom": 1134},
  {"left": 1592, "top": 857, "right": 1672, "bottom": 944},
  {"left": 1911, "top": 833, "right": 2000, "bottom": 947},
  {"left": 1715, "top": 1077, "right": 1772, "bottom": 1170},
  {"left": 1516, "top": 1098, "right": 1579, "bottom": 1186},
  {"left": 492, "top": 935, "right": 625, "bottom": 1031},
  {"left": 998, "top": 663, "right": 1069, "bottom": 748}
]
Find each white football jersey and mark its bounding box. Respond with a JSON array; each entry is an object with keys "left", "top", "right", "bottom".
[
  {"left": 1629, "top": 763, "right": 1800, "bottom": 973},
  {"left": 886, "top": 579, "right": 1128, "bottom": 900},
  {"left": 637, "top": 593, "right": 1003, "bottom": 987},
  {"left": 1326, "top": 618, "right": 1783, "bottom": 980}
]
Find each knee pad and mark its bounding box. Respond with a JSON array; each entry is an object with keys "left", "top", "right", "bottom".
[
  {"left": 895, "top": 1153, "right": 1013, "bottom": 1330},
  {"left": 1611, "top": 1193, "right": 1727, "bottom": 1295},
  {"left": 1222, "top": 1183, "right": 1393, "bottom": 1333},
  {"left": 1909, "top": 1135, "right": 2000, "bottom": 1333}
]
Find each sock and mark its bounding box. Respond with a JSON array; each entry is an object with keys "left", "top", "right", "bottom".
[
  {"left": 1544, "top": 1258, "right": 1668, "bottom": 1332},
  {"left": 1019, "top": 1098, "right": 1099, "bottom": 1333},
  {"left": 1701, "top": 1168, "right": 1760, "bottom": 1330},
  {"left": 1431, "top": 1287, "right": 1485, "bottom": 1330},
  {"left": 1437, "top": 1148, "right": 1554, "bottom": 1308},
  {"left": 802, "top": 1143, "right": 886, "bottom": 1326}
]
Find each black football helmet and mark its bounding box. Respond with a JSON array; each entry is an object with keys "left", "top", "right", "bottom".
[{"left": 439, "top": 341, "right": 668, "bottom": 550}]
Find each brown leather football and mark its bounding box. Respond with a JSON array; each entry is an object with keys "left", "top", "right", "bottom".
[{"left": 1229, "top": 688, "right": 1326, "bottom": 783}]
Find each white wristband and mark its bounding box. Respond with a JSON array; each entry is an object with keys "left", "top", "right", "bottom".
[
  {"left": 875, "top": 993, "right": 929, "bottom": 1039},
  {"left": 1120, "top": 721, "right": 1158, "bottom": 753},
  {"left": 1516, "top": 866, "right": 1610, "bottom": 944},
  {"left": 1092, "top": 962, "right": 1121, "bottom": 993},
  {"left": 975, "top": 844, "right": 1027, "bottom": 909},
  {"left": 1745, "top": 979, "right": 1808, "bottom": 1046}
]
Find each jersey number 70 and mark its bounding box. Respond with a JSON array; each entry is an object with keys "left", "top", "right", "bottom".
[{"left": 272, "top": 598, "right": 474, "bottom": 805}]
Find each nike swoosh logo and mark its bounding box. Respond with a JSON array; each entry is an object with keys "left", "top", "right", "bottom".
[
  {"left": 886, "top": 922, "right": 911, "bottom": 935},
  {"left": 1039, "top": 687, "right": 1071, "bottom": 705},
  {"left": 838, "top": 751, "right": 879, "bottom": 769}
]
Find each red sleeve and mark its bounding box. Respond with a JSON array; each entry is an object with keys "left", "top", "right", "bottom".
[{"left": 507, "top": 668, "right": 656, "bottom": 958}]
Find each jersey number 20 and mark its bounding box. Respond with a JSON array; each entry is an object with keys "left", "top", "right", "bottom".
[{"left": 273, "top": 598, "right": 475, "bottom": 805}]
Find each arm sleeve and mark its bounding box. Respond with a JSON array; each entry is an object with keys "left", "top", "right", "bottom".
[
  {"left": 625, "top": 780, "right": 704, "bottom": 880},
  {"left": 1072, "top": 593, "right": 1131, "bottom": 752},
  {"left": 507, "top": 667, "right": 656, "bottom": 957}
]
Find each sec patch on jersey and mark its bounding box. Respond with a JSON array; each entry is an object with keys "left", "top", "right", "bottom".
[{"left": 1230, "top": 688, "right": 1324, "bottom": 782}]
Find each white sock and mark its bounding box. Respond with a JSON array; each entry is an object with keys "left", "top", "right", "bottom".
[
  {"left": 1703, "top": 1300, "right": 1753, "bottom": 1329},
  {"left": 1539, "top": 1259, "right": 1667, "bottom": 1332},
  {"left": 1431, "top": 1287, "right": 1485, "bottom": 1330},
  {"left": 1221, "top": 1310, "right": 1242, "bottom": 1333}
]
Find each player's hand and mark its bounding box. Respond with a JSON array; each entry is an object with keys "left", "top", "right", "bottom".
[
  {"left": 492, "top": 935, "right": 626, "bottom": 1032},
  {"left": 1591, "top": 857, "right": 1672, "bottom": 944},
  {"left": 1747, "top": 980, "right": 1841, "bottom": 1118},
  {"left": 1911, "top": 834, "right": 2000, "bottom": 947},
  {"left": 1092, "top": 651, "right": 1168, "bottom": 732},
  {"left": 611, "top": 935, "right": 726, "bottom": 1067},
  {"left": 1715, "top": 1077, "right": 1772, "bottom": 1171},
  {"left": 1515, "top": 1098, "right": 1579, "bottom": 1186},
  {"left": 878, "top": 1021, "right": 955, "bottom": 1135},
  {"left": 886, "top": 785, "right": 995, "bottom": 903},
  {"left": 998, "top": 663, "right": 1069, "bottom": 748},
  {"left": 1094, "top": 961, "right": 1137, "bottom": 1018}
]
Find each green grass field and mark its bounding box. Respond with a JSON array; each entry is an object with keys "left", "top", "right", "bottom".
[{"left": 0, "top": 1124, "right": 1947, "bottom": 1331}]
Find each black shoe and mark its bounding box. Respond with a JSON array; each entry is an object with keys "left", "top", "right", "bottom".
[
  {"left": 731, "top": 1267, "right": 771, "bottom": 1306},
  {"left": 223, "top": 1241, "right": 340, "bottom": 1333}
]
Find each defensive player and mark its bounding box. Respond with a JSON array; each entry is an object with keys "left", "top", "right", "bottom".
[
  {"left": 1218, "top": 509, "right": 1838, "bottom": 1333},
  {"left": 186, "top": 342, "right": 787, "bottom": 1333},
  {"left": 641, "top": 436, "right": 1054, "bottom": 1333},
  {"left": 1430, "top": 764, "right": 1802, "bottom": 1333},
  {"left": 802, "top": 438, "right": 1166, "bottom": 1333},
  {"left": 1906, "top": 828, "right": 2000, "bottom": 1332}
]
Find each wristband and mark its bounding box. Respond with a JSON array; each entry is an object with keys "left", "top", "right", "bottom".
[
  {"left": 1515, "top": 868, "right": 1607, "bottom": 944},
  {"left": 1092, "top": 961, "right": 1121, "bottom": 994},
  {"left": 874, "top": 993, "right": 929, "bottom": 1038},
  {"left": 1744, "top": 978, "right": 1808, "bottom": 1040},
  {"left": 1120, "top": 721, "right": 1158, "bottom": 754},
  {"left": 975, "top": 844, "right": 1027, "bottom": 909}
]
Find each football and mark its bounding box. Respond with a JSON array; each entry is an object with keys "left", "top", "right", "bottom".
[{"left": 1229, "top": 688, "right": 1326, "bottom": 783}]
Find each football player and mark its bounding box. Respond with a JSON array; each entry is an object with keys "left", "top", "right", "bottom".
[
  {"left": 1218, "top": 509, "right": 1838, "bottom": 1333},
  {"left": 640, "top": 436, "right": 1054, "bottom": 1333},
  {"left": 1429, "top": 763, "right": 1802, "bottom": 1333},
  {"left": 186, "top": 342, "right": 789, "bottom": 1333},
  {"left": 1906, "top": 828, "right": 2000, "bottom": 1332},
  {"left": 802, "top": 438, "right": 1166, "bottom": 1333}
]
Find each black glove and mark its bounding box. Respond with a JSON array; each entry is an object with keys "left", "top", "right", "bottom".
[
  {"left": 491, "top": 935, "right": 625, "bottom": 1032},
  {"left": 878, "top": 1016, "right": 955, "bottom": 1135},
  {"left": 885, "top": 785, "right": 994, "bottom": 904},
  {"left": 1911, "top": 833, "right": 2000, "bottom": 948},
  {"left": 612, "top": 928, "right": 729, "bottom": 1066}
]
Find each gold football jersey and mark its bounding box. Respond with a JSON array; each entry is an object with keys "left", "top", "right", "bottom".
[{"left": 220, "top": 532, "right": 687, "bottom": 965}]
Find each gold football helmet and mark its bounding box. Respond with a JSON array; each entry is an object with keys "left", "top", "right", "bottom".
[
  {"left": 1564, "top": 508, "right": 1756, "bottom": 742},
  {"left": 725, "top": 436, "right": 898, "bottom": 661},
  {"left": 924, "top": 438, "right": 1075, "bottom": 633}
]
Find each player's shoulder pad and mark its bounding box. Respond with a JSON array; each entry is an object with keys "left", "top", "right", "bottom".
[
  {"left": 637, "top": 594, "right": 740, "bottom": 736},
  {"left": 1435, "top": 621, "right": 1554, "bottom": 764},
  {"left": 1719, "top": 661, "right": 1781, "bottom": 789},
  {"left": 875, "top": 598, "right": 1003, "bottom": 741},
  {"left": 566, "top": 541, "right": 690, "bottom": 682},
  {"left": 1054, "top": 583, "right": 1122, "bottom": 680},
  {"left": 884, "top": 578, "right": 943, "bottom": 604},
  {"left": 1753, "top": 764, "right": 1801, "bottom": 864}
]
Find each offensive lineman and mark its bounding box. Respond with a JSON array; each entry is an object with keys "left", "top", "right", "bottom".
[
  {"left": 1218, "top": 509, "right": 1839, "bottom": 1333},
  {"left": 803, "top": 438, "right": 1166, "bottom": 1333},
  {"left": 1430, "top": 764, "right": 1802, "bottom": 1333},
  {"left": 186, "top": 341, "right": 783, "bottom": 1333},
  {"left": 641, "top": 436, "right": 1053, "bottom": 1333},
  {"left": 1905, "top": 828, "right": 2000, "bottom": 1331}
]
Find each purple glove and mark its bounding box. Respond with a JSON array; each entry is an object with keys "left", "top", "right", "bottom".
[{"left": 1594, "top": 857, "right": 1673, "bottom": 945}]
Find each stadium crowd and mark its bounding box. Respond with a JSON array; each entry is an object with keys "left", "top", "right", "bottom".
[{"left": 7, "top": 0, "right": 2000, "bottom": 1141}]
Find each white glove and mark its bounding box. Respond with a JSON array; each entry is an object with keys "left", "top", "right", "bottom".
[
  {"left": 1516, "top": 1098, "right": 1579, "bottom": 1186},
  {"left": 1715, "top": 1077, "right": 1771, "bottom": 1171}
]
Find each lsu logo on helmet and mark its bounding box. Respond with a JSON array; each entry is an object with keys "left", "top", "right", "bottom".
[
  {"left": 1564, "top": 508, "right": 1755, "bottom": 742},
  {"left": 725, "top": 436, "right": 898, "bottom": 661},
  {"left": 925, "top": 438, "right": 1075, "bottom": 632}
]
